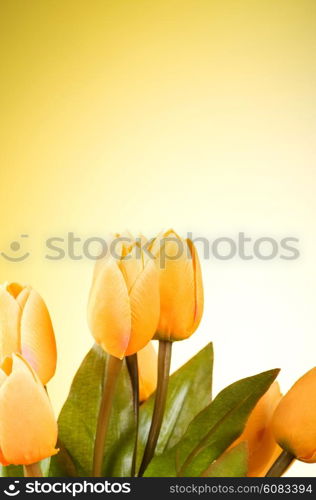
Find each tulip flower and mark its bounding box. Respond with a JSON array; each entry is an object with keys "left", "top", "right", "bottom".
[
  {"left": 138, "top": 342, "right": 157, "bottom": 402},
  {"left": 139, "top": 230, "right": 204, "bottom": 476},
  {"left": 88, "top": 236, "right": 160, "bottom": 477},
  {"left": 271, "top": 367, "right": 316, "bottom": 464},
  {"left": 0, "top": 353, "right": 58, "bottom": 472},
  {"left": 88, "top": 237, "right": 160, "bottom": 359},
  {"left": 0, "top": 282, "right": 57, "bottom": 385},
  {"left": 230, "top": 382, "right": 282, "bottom": 477},
  {"left": 150, "top": 229, "right": 204, "bottom": 342}
]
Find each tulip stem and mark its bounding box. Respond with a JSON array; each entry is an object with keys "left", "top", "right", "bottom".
[
  {"left": 265, "top": 450, "right": 295, "bottom": 477},
  {"left": 93, "top": 354, "right": 123, "bottom": 477},
  {"left": 138, "top": 340, "right": 172, "bottom": 477},
  {"left": 126, "top": 353, "right": 139, "bottom": 477},
  {"left": 23, "top": 462, "right": 42, "bottom": 477}
]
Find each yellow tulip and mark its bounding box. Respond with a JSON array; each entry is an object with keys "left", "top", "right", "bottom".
[
  {"left": 0, "top": 353, "right": 58, "bottom": 466},
  {"left": 0, "top": 282, "right": 57, "bottom": 385},
  {"left": 272, "top": 367, "right": 316, "bottom": 463},
  {"left": 138, "top": 342, "right": 157, "bottom": 402},
  {"left": 150, "top": 230, "right": 203, "bottom": 341},
  {"left": 230, "top": 381, "right": 282, "bottom": 476},
  {"left": 88, "top": 237, "right": 160, "bottom": 359}
]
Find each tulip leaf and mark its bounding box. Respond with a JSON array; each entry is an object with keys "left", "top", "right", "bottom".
[
  {"left": 135, "top": 343, "right": 213, "bottom": 469},
  {"left": 49, "top": 344, "right": 134, "bottom": 477},
  {"left": 0, "top": 458, "right": 50, "bottom": 477},
  {"left": 201, "top": 442, "right": 248, "bottom": 477},
  {"left": 144, "top": 368, "right": 279, "bottom": 477},
  {"left": 0, "top": 465, "right": 23, "bottom": 477}
]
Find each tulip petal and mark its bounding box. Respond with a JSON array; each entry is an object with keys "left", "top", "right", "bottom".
[
  {"left": 0, "top": 369, "right": 7, "bottom": 388},
  {"left": 156, "top": 238, "right": 196, "bottom": 340},
  {"left": 138, "top": 342, "right": 158, "bottom": 402},
  {"left": 15, "top": 286, "right": 31, "bottom": 309},
  {"left": 119, "top": 244, "right": 144, "bottom": 292},
  {"left": 0, "top": 354, "right": 58, "bottom": 465},
  {"left": 20, "top": 290, "right": 57, "bottom": 385},
  {"left": 0, "top": 286, "right": 21, "bottom": 359},
  {"left": 149, "top": 229, "right": 179, "bottom": 258},
  {"left": 117, "top": 231, "right": 134, "bottom": 256},
  {"left": 272, "top": 367, "right": 316, "bottom": 463},
  {"left": 88, "top": 257, "right": 131, "bottom": 359},
  {"left": 300, "top": 450, "right": 316, "bottom": 463},
  {"left": 125, "top": 259, "right": 160, "bottom": 356},
  {"left": 0, "top": 447, "right": 9, "bottom": 466},
  {"left": 6, "top": 283, "right": 24, "bottom": 298},
  {"left": 247, "top": 383, "right": 282, "bottom": 476},
  {"left": 186, "top": 239, "right": 204, "bottom": 334},
  {"left": 90, "top": 235, "right": 114, "bottom": 287},
  {"left": 230, "top": 381, "right": 283, "bottom": 476}
]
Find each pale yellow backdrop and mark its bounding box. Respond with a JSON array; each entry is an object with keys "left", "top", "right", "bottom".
[{"left": 1, "top": 0, "right": 315, "bottom": 476}]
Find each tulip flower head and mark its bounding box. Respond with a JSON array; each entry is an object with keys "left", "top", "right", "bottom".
[
  {"left": 272, "top": 367, "right": 316, "bottom": 463},
  {"left": 88, "top": 236, "right": 160, "bottom": 359},
  {"left": 0, "top": 353, "right": 58, "bottom": 466},
  {"left": 0, "top": 282, "right": 57, "bottom": 385},
  {"left": 150, "top": 230, "right": 204, "bottom": 342},
  {"left": 230, "top": 381, "right": 282, "bottom": 476}
]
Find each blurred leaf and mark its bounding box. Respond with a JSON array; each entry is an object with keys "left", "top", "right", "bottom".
[
  {"left": 0, "top": 459, "right": 50, "bottom": 477},
  {"left": 41, "top": 457, "right": 51, "bottom": 477},
  {"left": 49, "top": 440, "right": 77, "bottom": 477},
  {"left": 49, "top": 344, "right": 134, "bottom": 477},
  {"left": 0, "top": 465, "right": 23, "bottom": 477},
  {"left": 145, "top": 368, "right": 279, "bottom": 477},
  {"left": 135, "top": 343, "right": 213, "bottom": 469},
  {"left": 201, "top": 442, "right": 248, "bottom": 477}
]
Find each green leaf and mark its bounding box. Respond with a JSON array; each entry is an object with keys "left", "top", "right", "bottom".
[
  {"left": 0, "top": 465, "right": 23, "bottom": 477},
  {"left": 136, "top": 343, "right": 213, "bottom": 469},
  {"left": 0, "top": 459, "right": 50, "bottom": 477},
  {"left": 145, "top": 368, "right": 279, "bottom": 477},
  {"left": 40, "top": 458, "right": 51, "bottom": 477},
  {"left": 49, "top": 441, "right": 78, "bottom": 477},
  {"left": 202, "top": 442, "right": 248, "bottom": 477},
  {"left": 49, "top": 344, "right": 134, "bottom": 477}
]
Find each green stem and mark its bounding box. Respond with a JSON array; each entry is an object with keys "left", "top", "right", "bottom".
[
  {"left": 265, "top": 450, "right": 295, "bottom": 477},
  {"left": 126, "top": 353, "right": 139, "bottom": 477},
  {"left": 92, "top": 354, "right": 123, "bottom": 477},
  {"left": 23, "top": 462, "right": 42, "bottom": 477},
  {"left": 138, "top": 340, "right": 172, "bottom": 477}
]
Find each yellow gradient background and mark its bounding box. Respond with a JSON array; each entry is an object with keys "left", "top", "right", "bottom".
[{"left": 1, "top": 1, "right": 316, "bottom": 476}]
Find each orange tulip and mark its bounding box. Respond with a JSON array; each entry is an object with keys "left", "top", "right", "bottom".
[
  {"left": 230, "top": 381, "right": 282, "bottom": 476},
  {"left": 138, "top": 342, "right": 157, "bottom": 402},
  {"left": 0, "top": 282, "right": 57, "bottom": 385},
  {"left": 272, "top": 367, "right": 316, "bottom": 463},
  {"left": 0, "top": 354, "right": 58, "bottom": 466},
  {"left": 88, "top": 237, "right": 160, "bottom": 359},
  {"left": 150, "top": 230, "right": 203, "bottom": 341}
]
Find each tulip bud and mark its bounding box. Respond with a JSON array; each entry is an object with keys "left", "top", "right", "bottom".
[
  {"left": 88, "top": 236, "right": 160, "bottom": 359},
  {"left": 0, "top": 283, "right": 57, "bottom": 385},
  {"left": 0, "top": 354, "right": 58, "bottom": 466},
  {"left": 230, "top": 382, "right": 282, "bottom": 476},
  {"left": 150, "top": 230, "right": 203, "bottom": 341},
  {"left": 138, "top": 342, "right": 157, "bottom": 402},
  {"left": 271, "top": 367, "right": 316, "bottom": 463}
]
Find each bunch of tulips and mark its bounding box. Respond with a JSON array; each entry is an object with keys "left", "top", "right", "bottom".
[{"left": 0, "top": 230, "right": 315, "bottom": 477}]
